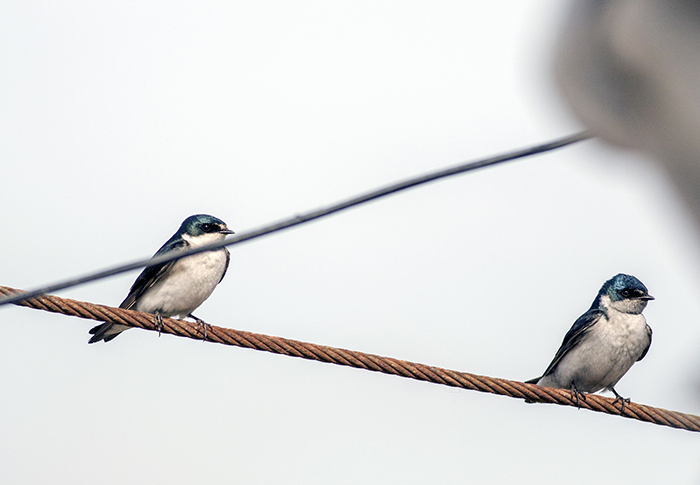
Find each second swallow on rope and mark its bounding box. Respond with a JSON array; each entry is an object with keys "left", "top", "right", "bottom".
[{"left": 527, "top": 273, "right": 654, "bottom": 413}]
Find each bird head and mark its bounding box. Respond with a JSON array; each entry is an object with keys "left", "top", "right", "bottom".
[
  {"left": 179, "top": 214, "right": 234, "bottom": 246},
  {"left": 599, "top": 273, "right": 654, "bottom": 314}
]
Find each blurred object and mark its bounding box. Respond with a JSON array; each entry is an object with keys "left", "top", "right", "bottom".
[{"left": 555, "top": 1, "right": 700, "bottom": 222}]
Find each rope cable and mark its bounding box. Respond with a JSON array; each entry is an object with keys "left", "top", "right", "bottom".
[{"left": 3, "top": 285, "right": 698, "bottom": 434}]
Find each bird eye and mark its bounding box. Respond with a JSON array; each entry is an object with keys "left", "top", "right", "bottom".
[
  {"left": 201, "top": 223, "right": 214, "bottom": 233},
  {"left": 620, "top": 289, "right": 631, "bottom": 298}
]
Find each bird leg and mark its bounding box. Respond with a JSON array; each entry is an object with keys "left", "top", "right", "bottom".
[
  {"left": 154, "top": 310, "right": 163, "bottom": 337},
  {"left": 188, "top": 313, "right": 211, "bottom": 340},
  {"left": 570, "top": 383, "right": 587, "bottom": 408},
  {"left": 611, "top": 388, "right": 631, "bottom": 414}
]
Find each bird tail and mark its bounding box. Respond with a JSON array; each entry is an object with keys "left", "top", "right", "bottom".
[{"left": 88, "top": 322, "right": 130, "bottom": 343}]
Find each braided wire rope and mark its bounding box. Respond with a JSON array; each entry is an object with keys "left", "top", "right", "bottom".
[{"left": 3, "top": 285, "right": 699, "bottom": 433}]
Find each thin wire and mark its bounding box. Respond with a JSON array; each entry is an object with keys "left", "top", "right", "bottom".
[{"left": 0, "top": 131, "right": 591, "bottom": 307}]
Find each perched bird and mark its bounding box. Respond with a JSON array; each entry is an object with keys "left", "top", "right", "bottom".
[
  {"left": 527, "top": 273, "right": 654, "bottom": 411},
  {"left": 88, "top": 214, "right": 234, "bottom": 343}
]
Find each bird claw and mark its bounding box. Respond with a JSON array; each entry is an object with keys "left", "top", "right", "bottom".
[
  {"left": 570, "top": 383, "right": 586, "bottom": 408},
  {"left": 154, "top": 311, "right": 163, "bottom": 337},
  {"left": 611, "top": 388, "right": 631, "bottom": 414},
  {"left": 188, "top": 313, "right": 211, "bottom": 341}
]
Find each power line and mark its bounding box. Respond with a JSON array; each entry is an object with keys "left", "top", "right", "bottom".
[
  {"left": 3, "top": 284, "right": 697, "bottom": 433},
  {"left": 0, "top": 131, "right": 590, "bottom": 307}
]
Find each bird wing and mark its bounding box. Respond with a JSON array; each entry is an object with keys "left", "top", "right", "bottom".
[
  {"left": 119, "top": 238, "right": 189, "bottom": 310},
  {"left": 539, "top": 308, "right": 604, "bottom": 378},
  {"left": 219, "top": 248, "right": 230, "bottom": 284},
  {"left": 637, "top": 324, "right": 653, "bottom": 361}
]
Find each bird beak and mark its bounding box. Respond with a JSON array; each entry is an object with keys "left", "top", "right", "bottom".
[
  {"left": 220, "top": 229, "right": 235, "bottom": 235},
  {"left": 641, "top": 295, "right": 655, "bottom": 301}
]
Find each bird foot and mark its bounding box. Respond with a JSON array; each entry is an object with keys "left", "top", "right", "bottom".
[
  {"left": 570, "top": 383, "right": 587, "bottom": 408},
  {"left": 154, "top": 311, "right": 163, "bottom": 337},
  {"left": 611, "top": 388, "right": 631, "bottom": 414},
  {"left": 188, "top": 313, "right": 211, "bottom": 340}
]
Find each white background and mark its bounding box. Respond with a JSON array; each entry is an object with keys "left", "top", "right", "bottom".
[{"left": 1, "top": 1, "right": 699, "bottom": 483}]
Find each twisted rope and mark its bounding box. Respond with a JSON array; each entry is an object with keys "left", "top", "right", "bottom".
[{"left": 3, "top": 285, "right": 699, "bottom": 433}]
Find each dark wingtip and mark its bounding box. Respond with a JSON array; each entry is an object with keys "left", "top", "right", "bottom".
[
  {"left": 88, "top": 324, "right": 103, "bottom": 343},
  {"left": 87, "top": 323, "right": 113, "bottom": 343}
]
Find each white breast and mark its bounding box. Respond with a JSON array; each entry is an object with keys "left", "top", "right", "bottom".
[
  {"left": 134, "top": 248, "right": 228, "bottom": 318},
  {"left": 540, "top": 309, "right": 650, "bottom": 393}
]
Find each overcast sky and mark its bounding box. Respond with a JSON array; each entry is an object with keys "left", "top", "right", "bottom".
[{"left": 2, "top": 1, "right": 700, "bottom": 484}]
